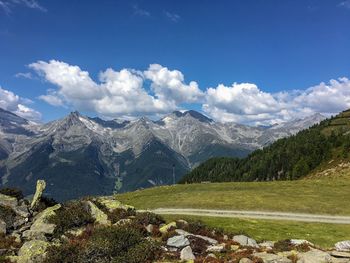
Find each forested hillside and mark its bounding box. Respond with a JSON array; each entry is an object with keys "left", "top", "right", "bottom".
[{"left": 180, "top": 110, "right": 350, "bottom": 183}]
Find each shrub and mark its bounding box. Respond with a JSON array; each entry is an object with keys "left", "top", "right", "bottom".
[
  {"left": 0, "top": 205, "right": 16, "bottom": 229},
  {"left": 0, "top": 188, "right": 23, "bottom": 200},
  {"left": 45, "top": 225, "right": 161, "bottom": 263},
  {"left": 0, "top": 233, "right": 21, "bottom": 250},
  {"left": 47, "top": 201, "right": 94, "bottom": 236},
  {"left": 134, "top": 212, "right": 165, "bottom": 226}
]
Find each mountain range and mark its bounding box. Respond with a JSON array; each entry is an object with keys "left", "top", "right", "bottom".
[{"left": 0, "top": 107, "right": 325, "bottom": 201}]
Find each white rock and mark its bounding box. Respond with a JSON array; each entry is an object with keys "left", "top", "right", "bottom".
[
  {"left": 297, "top": 249, "right": 332, "bottom": 263},
  {"left": 233, "top": 235, "right": 258, "bottom": 248},
  {"left": 206, "top": 244, "right": 225, "bottom": 252},
  {"left": 253, "top": 252, "right": 292, "bottom": 263},
  {"left": 290, "top": 239, "right": 314, "bottom": 246},
  {"left": 180, "top": 246, "right": 195, "bottom": 261},
  {"left": 175, "top": 228, "right": 218, "bottom": 245},
  {"left": 335, "top": 241, "right": 350, "bottom": 252},
  {"left": 167, "top": 235, "right": 190, "bottom": 248},
  {"left": 239, "top": 258, "right": 253, "bottom": 263}
]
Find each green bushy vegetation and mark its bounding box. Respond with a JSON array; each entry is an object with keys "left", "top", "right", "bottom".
[
  {"left": 181, "top": 110, "right": 350, "bottom": 183},
  {"left": 45, "top": 225, "right": 161, "bottom": 263},
  {"left": 47, "top": 200, "right": 94, "bottom": 237}
]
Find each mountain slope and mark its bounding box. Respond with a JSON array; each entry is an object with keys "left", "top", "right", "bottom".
[
  {"left": 180, "top": 109, "right": 350, "bottom": 184},
  {"left": 0, "top": 108, "right": 325, "bottom": 200}
]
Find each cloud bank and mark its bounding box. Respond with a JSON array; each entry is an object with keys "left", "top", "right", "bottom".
[{"left": 26, "top": 60, "right": 350, "bottom": 125}]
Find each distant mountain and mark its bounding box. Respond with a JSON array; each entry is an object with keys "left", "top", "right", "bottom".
[
  {"left": 0, "top": 107, "right": 325, "bottom": 201},
  {"left": 181, "top": 110, "right": 350, "bottom": 184}
]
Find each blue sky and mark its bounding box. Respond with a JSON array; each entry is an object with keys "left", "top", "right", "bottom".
[{"left": 0, "top": 0, "right": 350, "bottom": 125}]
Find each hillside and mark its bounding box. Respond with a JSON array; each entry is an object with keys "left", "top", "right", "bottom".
[{"left": 180, "top": 109, "right": 350, "bottom": 184}]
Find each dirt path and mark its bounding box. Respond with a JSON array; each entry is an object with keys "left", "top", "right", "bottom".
[{"left": 149, "top": 208, "right": 350, "bottom": 224}]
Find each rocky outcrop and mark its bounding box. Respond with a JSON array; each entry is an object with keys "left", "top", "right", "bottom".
[{"left": 85, "top": 201, "right": 111, "bottom": 226}]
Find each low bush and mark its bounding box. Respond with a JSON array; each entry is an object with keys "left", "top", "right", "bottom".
[
  {"left": 0, "top": 205, "right": 16, "bottom": 230},
  {"left": 0, "top": 188, "right": 23, "bottom": 200},
  {"left": 36, "top": 196, "right": 58, "bottom": 212},
  {"left": 47, "top": 201, "right": 94, "bottom": 236},
  {"left": 134, "top": 212, "right": 165, "bottom": 226},
  {"left": 46, "top": 225, "right": 161, "bottom": 263}
]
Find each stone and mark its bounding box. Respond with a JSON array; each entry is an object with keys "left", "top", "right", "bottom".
[
  {"left": 239, "top": 259, "right": 253, "bottom": 263},
  {"left": 11, "top": 232, "right": 21, "bottom": 243},
  {"left": 207, "top": 253, "right": 217, "bottom": 259},
  {"left": 331, "top": 251, "right": 350, "bottom": 258},
  {"left": 22, "top": 204, "right": 61, "bottom": 240},
  {"left": 233, "top": 235, "right": 259, "bottom": 248},
  {"left": 175, "top": 229, "right": 218, "bottom": 245},
  {"left": 146, "top": 224, "right": 154, "bottom": 233},
  {"left": 66, "top": 227, "right": 86, "bottom": 237},
  {"left": 0, "top": 219, "right": 6, "bottom": 234},
  {"left": 206, "top": 244, "right": 225, "bottom": 253},
  {"left": 335, "top": 241, "right": 350, "bottom": 252},
  {"left": 180, "top": 246, "right": 195, "bottom": 261},
  {"left": 231, "top": 245, "right": 240, "bottom": 251},
  {"left": 30, "top": 180, "right": 46, "bottom": 209},
  {"left": 290, "top": 239, "right": 314, "bottom": 246},
  {"left": 259, "top": 241, "right": 275, "bottom": 248},
  {"left": 12, "top": 204, "right": 30, "bottom": 218},
  {"left": 85, "top": 201, "right": 111, "bottom": 225},
  {"left": 96, "top": 196, "right": 134, "bottom": 212},
  {"left": 0, "top": 193, "right": 18, "bottom": 208},
  {"left": 297, "top": 249, "right": 332, "bottom": 263},
  {"left": 159, "top": 221, "right": 177, "bottom": 233},
  {"left": 167, "top": 235, "right": 190, "bottom": 248},
  {"left": 253, "top": 252, "right": 292, "bottom": 263},
  {"left": 15, "top": 240, "right": 49, "bottom": 263}
]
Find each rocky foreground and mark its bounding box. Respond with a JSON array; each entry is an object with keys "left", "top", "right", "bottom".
[{"left": 1, "top": 181, "right": 350, "bottom": 263}]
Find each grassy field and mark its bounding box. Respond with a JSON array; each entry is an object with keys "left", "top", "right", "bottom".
[
  {"left": 162, "top": 214, "right": 350, "bottom": 248},
  {"left": 117, "top": 178, "right": 350, "bottom": 215}
]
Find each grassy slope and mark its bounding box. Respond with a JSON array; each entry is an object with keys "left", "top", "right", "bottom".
[
  {"left": 117, "top": 178, "right": 350, "bottom": 215},
  {"left": 162, "top": 215, "right": 350, "bottom": 248}
]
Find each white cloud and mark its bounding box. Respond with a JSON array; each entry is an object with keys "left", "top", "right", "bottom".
[
  {"left": 0, "top": 0, "right": 46, "bottom": 14},
  {"left": 30, "top": 60, "right": 182, "bottom": 118},
  {"left": 203, "top": 77, "right": 350, "bottom": 125},
  {"left": 144, "top": 64, "right": 204, "bottom": 104},
  {"left": 132, "top": 4, "right": 150, "bottom": 17},
  {"left": 29, "top": 59, "right": 350, "bottom": 125},
  {"left": 164, "top": 11, "right": 181, "bottom": 22},
  {"left": 0, "top": 86, "right": 41, "bottom": 120},
  {"left": 339, "top": 0, "right": 350, "bottom": 9},
  {"left": 15, "top": 72, "right": 33, "bottom": 79}
]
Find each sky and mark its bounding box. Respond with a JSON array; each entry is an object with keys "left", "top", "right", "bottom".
[{"left": 0, "top": 0, "right": 350, "bottom": 125}]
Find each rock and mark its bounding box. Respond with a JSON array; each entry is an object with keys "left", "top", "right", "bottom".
[
  {"left": 12, "top": 204, "right": 30, "bottom": 218},
  {"left": 207, "top": 253, "right": 217, "bottom": 259},
  {"left": 146, "top": 224, "right": 154, "bottom": 233},
  {"left": 66, "top": 227, "right": 86, "bottom": 237},
  {"left": 30, "top": 180, "right": 46, "bottom": 209},
  {"left": 114, "top": 218, "right": 131, "bottom": 226},
  {"left": 231, "top": 245, "right": 240, "bottom": 251},
  {"left": 22, "top": 204, "right": 61, "bottom": 240},
  {"left": 167, "top": 235, "right": 190, "bottom": 248},
  {"left": 233, "top": 235, "right": 258, "bottom": 248},
  {"left": 85, "top": 201, "right": 111, "bottom": 225},
  {"left": 11, "top": 232, "right": 21, "bottom": 243},
  {"left": 335, "top": 241, "right": 350, "bottom": 252},
  {"left": 206, "top": 244, "right": 225, "bottom": 253},
  {"left": 0, "top": 193, "right": 18, "bottom": 208},
  {"left": 96, "top": 196, "right": 134, "bottom": 212},
  {"left": 259, "top": 241, "right": 275, "bottom": 248},
  {"left": 175, "top": 229, "right": 218, "bottom": 245},
  {"left": 0, "top": 219, "right": 6, "bottom": 234},
  {"left": 180, "top": 246, "right": 195, "bottom": 261},
  {"left": 331, "top": 251, "right": 350, "bottom": 258},
  {"left": 159, "top": 221, "right": 177, "bottom": 233},
  {"left": 290, "top": 239, "right": 314, "bottom": 246},
  {"left": 240, "top": 259, "right": 253, "bottom": 263},
  {"left": 297, "top": 249, "right": 332, "bottom": 263},
  {"left": 253, "top": 252, "right": 292, "bottom": 263},
  {"left": 15, "top": 240, "right": 49, "bottom": 263}
]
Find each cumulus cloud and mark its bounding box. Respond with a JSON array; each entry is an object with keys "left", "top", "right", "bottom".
[
  {"left": 30, "top": 60, "right": 202, "bottom": 118},
  {"left": 15, "top": 72, "right": 34, "bottom": 79},
  {"left": 29, "top": 59, "right": 350, "bottom": 125},
  {"left": 203, "top": 77, "right": 350, "bottom": 125},
  {"left": 0, "top": 86, "right": 41, "bottom": 121}
]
